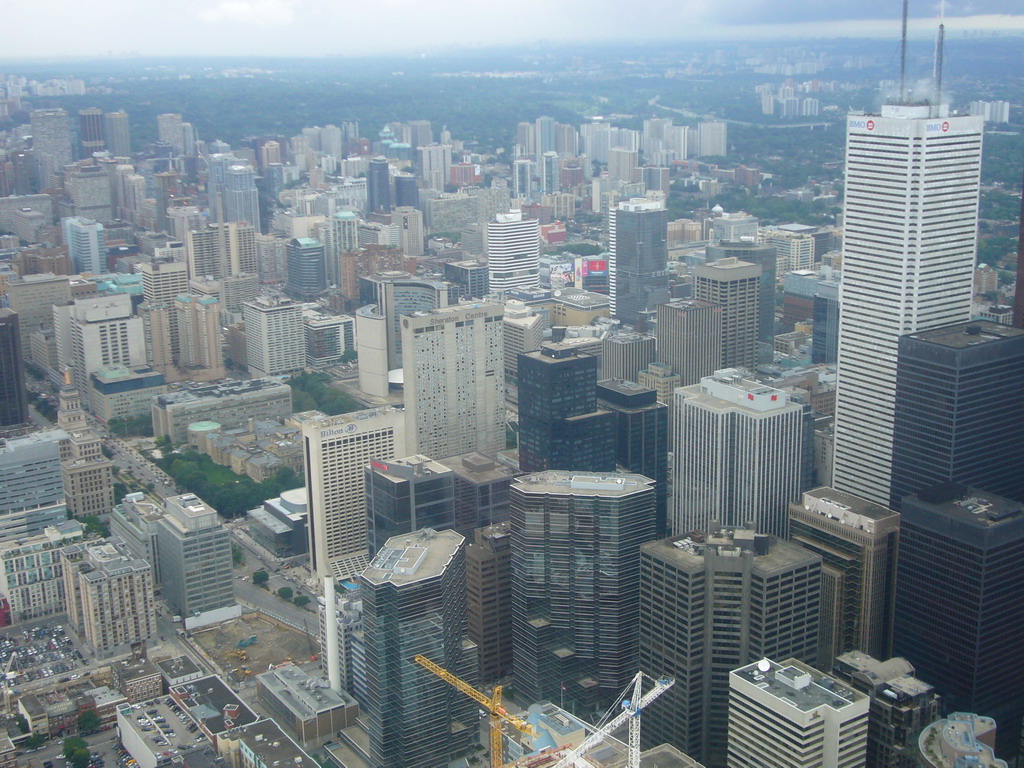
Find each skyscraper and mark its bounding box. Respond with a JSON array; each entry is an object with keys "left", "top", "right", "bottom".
[
  {"left": 788, "top": 487, "right": 900, "bottom": 668},
  {"left": 62, "top": 217, "right": 106, "bottom": 275},
  {"left": 673, "top": 369, "right": 804, "bottom": 537},
  {"left": 654, "top": 299, "right": 723, "bottom": 386},
  {"left": 185, "top": 221, "right": 258, "bottom": 281},
  {"left": 0, "top": 431, "right": 67, "bottom": 542},
  {"left": 30, "top": 108, "right": 72, "bottom": 186},
  {"left": 640, "top": 529, "right": 821, "bottom": 765},
  {"left": 893, "top": 483, "right": 1024, "bottom": 759},
  {"left": 361, "top": 528, "right": 477, "bottom": 768},
  {"left": 367, "top": 156, "right": 391, "bottom": 214},
  {"left": 364, "top": 455, "right": 455, "bottom": 555},
  {"left": 417, "top": 144, "right": 452, "bottom": 192},
  {"left": 832, "top": 106, "right": 983, "bottom": 506},
  {"left": 103, "top": 111, "right": 131, "bottom": 157},
  {"left": 511, "top": 471, "right": 657, "bottom": 712},
  {"left": 486, "top": 211, "right": 540, "bottom": 293},
  {"left": 608, "top": 198, "right": 669, "bottom": 325},
  {"left": 224, "top": 164, "right": 261, "bottom": 231},
  {"left": 0, "top": 310, "right": 29, "bottom": 430},
  {"left": 705, "top": 240, "right": 777, "bottom": 350},
  {"left": 465, "top": 521, "right": 512, "bottom": 684},
  {"left": 401, "top": 303, "right": 505, "bottom": 460},
  {"left": 517, "top": 343, "right": 616, "bottom": 474},
  {"left": 242, "top": 297, "right": 304, "bottom": 377},
  {"left": 694, "top": 257, "right": 760, "bottom": 371},
  {"left": 77, "top": 108, "right": 105, "bottom": 157},
  {"left": 600, "top": 333, "right": 656, "bottom": 382},
  {"left": 890, "top": 321, "right": 1024, "bottom": 509},
  {"left": 285, "top": 237, "right": 327, "bottom": 300}
]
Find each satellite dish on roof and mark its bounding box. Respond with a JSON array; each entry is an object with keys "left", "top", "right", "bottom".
[
  {"left": 757, "top": 659, "right": 771, "bottom": 673},
  {"left": 554, "top": 290, "right": 562, "bottom": 297}
]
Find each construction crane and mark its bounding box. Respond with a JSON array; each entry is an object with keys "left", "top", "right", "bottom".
[
  {"left": 413, "top": 654, "right": 536, "bottom": 768},
  {"left": 550, "top": 672, "right": 674, "bottom": 768},
  {"left": 2, "top": 652, "right": 17, "bottom": 713}
]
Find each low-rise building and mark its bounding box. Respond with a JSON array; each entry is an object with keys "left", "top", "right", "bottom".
[
  {"left": 255, "top": 664, "right": 358, "bottom": 749},
  {"left": 152, "top": 379, "right": 293, "bottom": 444},
  {"left": 247, "top": 488, "right": 308, "bottom": 558},
  {"left": 168, "top": 676, "right": 260, "bottom": 747},
  {"left": 112, "top": 656, "right": 164, "bottom": 704},
  {"left": 89, "top": 366, "right": 168, "bottom": 425},
  {"left": 155, "top": 656, "right": 204, "bottom": 688},
  {"left": 218, "top": 719, "right": 313, "bottom": 768}
]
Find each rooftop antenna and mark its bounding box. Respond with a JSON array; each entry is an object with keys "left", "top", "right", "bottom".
[
  {"left": 899, "top": 0, "right": 909, "bottom": 103},
  {"left": 933, "top": 0, "right": 945, "bottom": 115}
]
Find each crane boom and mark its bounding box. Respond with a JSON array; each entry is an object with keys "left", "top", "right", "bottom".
[{"left": 414, "top": 654, "right": 496, "bottom": 710}]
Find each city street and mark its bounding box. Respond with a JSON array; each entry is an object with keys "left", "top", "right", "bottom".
[{"left": 103, "top": 438, "right": 177, "bottom": 499}]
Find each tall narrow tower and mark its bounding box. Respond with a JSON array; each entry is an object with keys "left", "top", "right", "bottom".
[{"left": 832, "top": 105, "right": 983, "bottom": 505}]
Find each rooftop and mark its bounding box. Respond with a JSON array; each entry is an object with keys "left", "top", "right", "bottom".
[
  {"left": 362, "top": 528, "right": 465, "bottom": 588},
  {"left": 795, "top": 487, "right": 899, "bottom": 531},
  {"left": 646, "top": 528, "right": 816, "bottom": 573},
  {"left": 155, "top": 378, "right": 289, "bottom": 407},
  {"left": 440, "top": 452, "right": 516, "bottom": 484},
  {"left": 733, "top": 658, "right": 865, "bottom": 713},
  {"left": 256, "top": 664, "right": 356, "bottom": 719},
  {"left": 512, "top": 472, "right": 655, "bottom": 498},
  {"left": 910, "top": 483, "right": 1023, "bottom": 528},
  {"left": 170, "top": 675, "right": 259, "bottom": 735},
  {"left": 155, "top": 655, "right": 203, "bottom": 680},
  {"left": 904, "top": 320, "right": 1024, "bottom": 349},
  {"left": 222, "top": 718, "right": 312, "bottom": 766},
  {"left": 918, "top": 713, "right": 1006, "bottom": 768}
]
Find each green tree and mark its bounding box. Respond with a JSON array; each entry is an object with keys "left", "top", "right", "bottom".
[
  {"left": 77, "top": 709, "right": 101, "bottom": 733},
  {"left": 79, "top": 515, "right": 110, "bottom": 538},
  {"left": 293, "top": 595, "right": 310, "bottom": 608},
  {"left": 24, "top": 733, "right": 45, "bottom": 749},
  {"left": 277, "top": 586, "right": 294, "bottom": 600},
  {"left": 232, "top": 543, "right": 245, "bottom": 567},
  {"left": 15, "top": 715, "right": 29, "bottom": 734},
  {"left": 252, "top": 570, "right": 269, "bottom": 586},
  {"left": 64, "top": 737, "right": 91, "bottom": 768}
]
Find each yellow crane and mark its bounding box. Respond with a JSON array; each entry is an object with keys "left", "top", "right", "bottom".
[{"left": 413, "top": 654, "right": 536, "bottom": 768}]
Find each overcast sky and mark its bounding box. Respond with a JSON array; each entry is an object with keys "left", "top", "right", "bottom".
[{"left": 4, "top": 0, "right": 1023, "bottom": 58}]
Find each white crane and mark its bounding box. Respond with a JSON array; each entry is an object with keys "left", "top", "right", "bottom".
[
  {"left": 2, "top": 652, "right": 17, "bottom": 713},
  {"left": 550, "top": 672, "right": 674, "bottom": 768}
]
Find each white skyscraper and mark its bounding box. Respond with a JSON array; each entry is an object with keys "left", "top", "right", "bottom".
[
  {"left": 486, "top": 211, "right": 539, "bottom": 293},
  {"left": 673, "top": 369, "right": 804, "bottom": 538},
  {"left": 242, "top": 297, "right": 305, "bottom": 377},
  {"left": 417, "top": 144, "right": 452, "bottom": 192},
  {"left": 401, "top": 303, "right": 505, "bottom": 460},
  {"left": 223, "top": 164, "right": 261, "bottom": 232},
  {"left": 62, "top": 217, "right": 106, "bottom": 275},
  {"left": 832, "top": 105, "right": 983, "bottom": 505}
]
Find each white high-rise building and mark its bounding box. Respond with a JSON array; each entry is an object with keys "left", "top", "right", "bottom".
[
  {"left": 401, "top": 303, "right": 505, "bottom": 460},
  {"left": 673, "top": 369, "right": 804, "bottom": 538},
  {"left": 242, "top": 297, "right": 304, "bottom": 377},
  {"left": 697, "top": 121, "right": 727, "bottom": 157},
  {"left": 302, "top": 408, "right": 407, "bottom": 579},
  {"left": 486, "top": 211, "right": 539, "bottom": 293},
  {"left": 62, "top": 217, "right": 106, "bottom": 275},
  {"left": 831, "top": 105, "right": 983, "bottom": 505},
  {"left": 223, "top": 164, "right": 261, "bottom": 232},
  {"left": 417, "top": 144, "right": 452, "bottom": 192},
  {"left": 728, "top": 658, "right": 868, "bottom": 768}
]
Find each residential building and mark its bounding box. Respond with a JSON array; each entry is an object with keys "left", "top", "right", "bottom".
[
  {"left": 223, "top": 164, "right": 261, "bottom": 232},
  {"left": 103, "top": 111, "right": 131, "bottom": 157},
  {"left": 833, "top": 107, "right": 983, "bottom": 506},
  {"left": 0, "top": 521, "right": 83, "bottom": 622},
  {"left": 361, "top": 528, "right": 477, "bottom": 768},
  {"left": 654, "top": 300, "right": 722, "bottom": 386},
  {"left": 465, "top": 522, "right": 512, "bottom": 684},
  {"left": 0, "top": 430, "right": 67, "bottom": 541},
  {"left": 30, "top": 108, "right": 72, "bottom": 185},
  {"left": 62, "top": 217, "right": 106, "bottom": 275},
  {"left": 444, "top": 260, "right": 489, "bottom": 300},
  {"left": 640, "top": 529, "right": 822, "bottom": 766},
  {"left": 157, "top": 493, "right": 233, "bottom": 620},
  {"left": 174, "top": 295, "right": 225, "bottom": 379},
  {"left": 674, "top": 369, "right": 804, "bottom": 538},
  {"left": 608, "top": 199, "right": 669, "bottom": 324},
  {"left": 511, "top": 472, "right": 657, "bottom": 713},
  {"left": 303, "top": 310, "right": 354, "bottom": 368},
  {"left": 487, "top": 211, "right": 540, "bottom": 293},
  {"left": 401, "top": 303, "right": 505, "bottom": 460},
  {"left": 789, "top": 487, "right": 900, "bottom": 668},
  {"left": 108, "top": 493, "right": 165, "bottom": 584},
  {"left": 243, "top": 297, "right": 305, "bottom": 377},
  {"left": 185, "top": 222, "right": 258, "bottom": 281},
  {"left": 760, "top": 226, "right": 816, "bottom": 273},
  {"left": 694, "top": 257, "right": 760, "bottom": 371},
  {"left": 501, "top": 302, "right": 545, "bottom": 406},
  {"left": 151, "top": 377, "right": 292, "bottom": 444}
]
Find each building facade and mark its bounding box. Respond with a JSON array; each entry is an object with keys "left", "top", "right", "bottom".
[
  {"left": 655, "top": 300, "right": 722, "bottom": 387},
  {"left": 608, "top": 199, "right": 668, "bottom": 324}
]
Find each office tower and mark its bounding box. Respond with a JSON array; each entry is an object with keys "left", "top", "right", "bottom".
[
  {"left": 444, "top": 260, "right": 489, "bottom": 300},
  {"left": 512, "top": 159, "right": 534, "bottom": 200},
  {"left": 696, "top": 121, "right": 727, "bottom": 157},
  {"left": 891, "top": 321, "right": 1024, "bottom": 509},
  {"left": 655, "top": 299, "right": 721, "bottom": 385},
  {"left": 608, "top": 199, "right": 668, "bottom": 325},
  {"left": 7, "top": 274, "right": 71, "bottom": 356},
  {"left": 242, "top": 297, "right": 304, "bottom": 377},
  {"left": 167, "top": 205, "right": 202, "bottom": 242},
  {"left": 103, "top": 111, "right": 131, "bottom": 157},
  {"left": 640, "top": 530, "right": 822, "bottom": 765},
  {"left": 364, "top": 455, "right": 455, "bottom": 555},
  {"left": 893, "top": 483, "right": 1024, "bottom": 758},
  {"left": 832, "top": 107, "right": 983, "bottom": 506},
  {"left": 813, "top": 277, "right": 840, "bottom": 363},
  {"left": 157, "top": 113, "right": 183, "bottom": 151},
  {"left": 511, "top": 471, "right": 657, "bottom": 712},
  {"left": 392, "top": 206, "right": 424, "bottom": 258},
  {"left": 417, "top": 144, "right": 452, "bottom": 192},
  {"left": 393, "top": 173, "right": 419, "bottom": 208},
  {"left": 761, "top": 226, "right": 815, "bottom": 273},
  {"left": 638, "top": 361, "right": 680, "bottom": 406},
  {"left": 465, "top": 521, "right": 512, "bottom": 684},
  {"left": 57, "top": 370, "right": 115, "bottom": 518},
  {"left": 641, "top": 166, "right": 670, "bottom": 194},
  {"left": 0, "top": 310, "right": 29, "bottom": 430},
  {"left": 518, "top": 343, "right": 617, "bottom": 474},
  {"left": 673, "top": 370, "right": 804, "bottom": 537},
  {"left": 706, "top": 240, "right": 777, "bottom": 349},
  {"left": 600, "top": 333, "right": 656, "bottom": 381},
  {"left": 152, "top": 170, "right": 179, "bottom": 233},
  {"left": 62, "top": 217, "right": 106, "bottom": 274},
  {"left": 361, "top": 528, "right": 477, "bottom": 768},
  {"left": 917, "top": 713, "right": 1007, "bottom": 768},
  {"left": 486, "top": 211, "right": 540, "bottom": 293},
  {"left": 539, "top": 151, "right": 560, "bottom": 195},
  {"left": 223, "top": 164, "right": 261, "bottom": 231},
  {"left": 303, "top": 408, "right": 407, "bottom": 579},
  {"left": 789, "top": 487, "right": 899, "bottom": 668},
  {"left": 608, "top": 147, "right": 639, "bottom": 186},
  {"left": 694, "top": 257, "right": 760, "bottom": 371},
  {"left": 66, "top": 164, "right": 113, "bottom": 223},
  {"left": 728, "top": 658, "right": 868, "bottom": 768},
  {"left": 30, "top": 108, "right": 72, "bottom": 185},
  {"left": 157, "top": 492, "right": 234, "bottom": 618},
  {"left": 285, "top": 237, "right": 327, "bottom": 300},
  {"left": 54, "top": 294, "right": 146, "bottom": 397},
  {"left": 0, "top": 431, "right": 67, "bottom": 541},
  {"left": 710, "top": 212, "right": 758, "bottom": 246},
  {"left": 501, "top": 302, "right": 544, "bottom": 406},
  {"left": 439, "top": 453, "right": 514, "bottom": 536},
  {"left": 367, "top": 157, "right": 391, "bottom": 213},
  {"left": 174, "top": 295, "right": 225, "bottom": 378},
  {"left": 77, "top": 108, "right": 105, "bottom": 157},
  {"left": 186, "top": 221, "right": 258, "bottom": 281},
  {"left": 596, "top": 380, "right": 669, "bottom": 536},
  {"left": 61, "top": 539, "right": 156, "bottom": 656},
  {"left": 401, "top": 304, "right": 505, "bottom": 460},
  {"left": 834, "top": 651, "right": 941, "bottom": 768},
  {"left": 406, "top": 119, "right": 433, "bottom": 150}
]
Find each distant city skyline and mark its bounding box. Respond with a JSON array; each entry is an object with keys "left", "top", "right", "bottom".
[{"left": 2, "top": 2, "right": 1023, "bottom": 59}]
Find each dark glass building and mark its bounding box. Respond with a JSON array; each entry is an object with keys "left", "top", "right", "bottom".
[
  {"left": 367, "top": 156, "right": 392, "bottom": 214},
  {"left": 393, "top": 173, "right": 419, "bottom": 208},
  {"left": 361, "top": 528, "right": 477, "bottom": 768},
  {"left": 811, "top": 278, "right": 840, "bottom": 364},
  {"left": 443, "top": 260, "right": 490, "bottom": 300},
  {"left": 609, "top": 200, "right": 669, "bottom": 325},
  {"left": 0, "top": 310, "right": 29, "bottom": 430},
  {"left": 285, "top": 237, "right": 327, "bottom": 300},
  {"left": 893, "top": 483, "right": 1024, "bottom": 761},
  {"left": 517, "top": 343, "right": 616, "bottom": 474},
  {"left": 364, "top": 455, "right": 455, "bottom": 556},
  {"left": 510, "top": 471, "right": 657, "bottom": 714},
  {"left": 890, "top": 321, "right": 1024, "bottom": 509},
  {"left": 596, "top": 379, "right": 669, "bottom": 537}
]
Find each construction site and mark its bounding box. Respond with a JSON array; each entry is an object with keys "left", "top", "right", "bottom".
[{"left": 191, "top": 614, "right": 318, "bottom": 682}]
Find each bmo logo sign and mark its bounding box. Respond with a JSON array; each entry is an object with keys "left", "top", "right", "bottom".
[
  {"left": 926, "top": 121, "right": 951, "bottom": 133},
  {"left": 849, "top": 118, "right": 872, "bottom": 130},
  {"left": 866, "top": 120, "right": 875, "bottom": 130}
]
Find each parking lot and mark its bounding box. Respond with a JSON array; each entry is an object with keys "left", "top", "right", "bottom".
[
  {"left": 117, "top": 695, "right": 210, "bottom": 763},
  {"left": 1, "top": 623, "right": 88, "bottom": 684}
]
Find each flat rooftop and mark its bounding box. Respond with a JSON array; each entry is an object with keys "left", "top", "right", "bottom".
[
  {"left": 645, "top": 530, "right": 817, "bottom": 573},
  {"left": 170, "top": 675, "right": 259, "bottom": 735},
  {"left": 512, "top": 472, "right": 655, "bottom": 497},
  {"left": 223, "top": 719, "right": 312, "bottom": 766},
  {"left": 440, "top": 452, "right": 516, "bottom": 484},
  {"left": 796, "top": 487, "right": 899, "bottom": 525},
  {"left": 156, "top": 656, "right": 203, "bottom": 680},
  {"left": 362, "top": 528, "right": 465, "bottom": 587},
  {"left": 257, "top": 664, "right": 355, "bottom": 719},
  {"left": 904, "top": 320, "right": 1024, "bottom": 349},
  {"left": 733, "top": 658, "right": 864, "bottom": 713},
  {"left": 910, "top": 483, "right": 1023, "bottom": 528},
  {"left": 156, "top": 378, "right": 289, "bottom": 406}
]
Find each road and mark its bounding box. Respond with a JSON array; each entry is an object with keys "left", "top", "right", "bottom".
[
  {"left": 20, "top": 721, "right": 122, "bottom": 768},
  {"left": 104, "top": 438, "right": 178, "bottom": 498},
  {"left": 233, "top": 579, "right": 315, "bottom": 633}
]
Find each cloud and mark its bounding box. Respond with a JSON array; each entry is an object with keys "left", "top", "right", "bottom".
[{"left": 199, "top": 0, "right": 298, "bottom": 25}]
